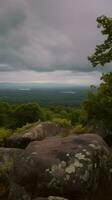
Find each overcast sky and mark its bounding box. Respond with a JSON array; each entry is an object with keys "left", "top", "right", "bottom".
[{"left": 0, "top": 0, "right": 112, "bottom": 85}]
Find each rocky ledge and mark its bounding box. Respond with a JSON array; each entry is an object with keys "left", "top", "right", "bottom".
[{"left": 0, "top": 132, "right": 112, "bottom": 200}]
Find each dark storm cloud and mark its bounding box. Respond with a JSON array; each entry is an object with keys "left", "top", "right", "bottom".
[{"left": 0, "top": 0, "right": 112, "bottom": 73}]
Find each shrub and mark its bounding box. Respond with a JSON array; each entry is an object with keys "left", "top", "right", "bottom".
[
  {"left": 0, "top": 128, "right": 12, "bottom": 146},
  {"left": 71, "top": 124, "right": 87, "bottom": 135},
  {"left": 15, "top": 121, "right": 40, "bottom": 134},
  {"left": 52, "top": 118, "right": 71, "bottom": 128},
  {"left": 13, "top": 103, "right": 44, "bottom": 128}
]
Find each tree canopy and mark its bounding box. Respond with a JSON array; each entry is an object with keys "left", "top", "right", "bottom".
[
  {"left": 83, "top": 15, "right": 112, "bottom": 136},
  {"left": 13, "top": 103, "right": 44, "bottom": 128},
  {"left": 83, "top": 72, "right": 112, "bottom": 135},
  {"left": 88, "top": 15, "right": 112, "bottom": 67}
]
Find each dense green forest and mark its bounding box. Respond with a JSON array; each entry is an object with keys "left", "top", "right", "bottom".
[
  {"left": 0, "top": 101, "right": 87, "bottom": 129},
  {"left": 0, "top": 87, "right": 88, "bottom": 105}
]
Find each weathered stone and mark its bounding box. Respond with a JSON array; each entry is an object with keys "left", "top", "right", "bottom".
[
  {"left": 12, "top": 134, "right": 112, "bottom": 200},
  {"left": 5, "top": 122, "right": 64, "bottom": 149},
  {"left": 5, "top": 134, "right": 31, "bottom": 149},
  {"left": 24, "top": 122, "right": 64, "bottom": 140}
]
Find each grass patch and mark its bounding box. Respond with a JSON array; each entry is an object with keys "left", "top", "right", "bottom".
[
  {"left": 71, "top": 124, "right": 87, "bottom": 135},
  {"left": 0, "top": 128, "right": 12, "bottom": 146},
  {"left": 15, "top": 121, "right": 41, "bottom": 134},
  {"left": 52, "top": 118, "right": 71, "bottom": 128}
]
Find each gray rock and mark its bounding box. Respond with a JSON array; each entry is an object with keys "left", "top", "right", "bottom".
[
  {"left": 13, "top": 134, "right": 112, "bottom": 200},
  {"left": 5, "top": 134, "right": 31, "bottom": 149},
  {"left": 5, "top": 122, "right": 64, "bottom": 149},
  {"left": 23, "top": 122, "right": 64, "bottom": 140}
]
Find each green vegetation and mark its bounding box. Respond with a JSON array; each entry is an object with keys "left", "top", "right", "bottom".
[
  {"left": 71, "top": 124, "right": 87, "bottom": 135},
  {"left": 15, "top": 121, "right": 40, "bottom": 134},
  {"left": 13, "top": 103, "right": 43, "bottom": 128},
  {"left": 84, "top": 15, "right": 112, "bottom": 136},
  {"left": 52, "top": 118, "right": 71, "bottom": 128},
  {"left": 88, "top": 15, "right": 112, "bottom": 67},
  {"left": 0, "top": 128, "right": 12, "bottom": 146},
  {"left": 0, "top": 102, "right": 86, "bottom": 130},
  {"left": 0, "top": 102, "right": 44, "bottom": 129},
  {"left": 83, "top": 72, "right": 112, "bottom": 135},
  {"left": 0, "top": 102, "right": 13, "bottom": 128},
  {"left": 0, "top": 100, "right": 88, "bottom": 144},
  {"left": 0, "top": 87, "right": 88, "bottom": 106}
]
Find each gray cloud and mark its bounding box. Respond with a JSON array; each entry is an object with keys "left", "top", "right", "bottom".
[
  {"left": 0, "top": 0, "right": 112, "bottom": 76},
  {"left": 0, "top": 0, "right": 26, "bottom": 35},
  {"left": 0, "top": 70, "right": 101, "bottom": 85}
]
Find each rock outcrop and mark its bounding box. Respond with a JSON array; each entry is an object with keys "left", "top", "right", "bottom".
[
  {"left": 1, "top": 134, "right": 112, "bottom": 200},
  {"left": 5, "top": 122, "right": 64, "bottom": 149}
]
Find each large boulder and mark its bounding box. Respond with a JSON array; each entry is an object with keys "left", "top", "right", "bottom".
[
  {"left": 23, "top": 122, "right": 64, "bottom": 140},
  {"left": 5, "top": 122, "right": 64, "bottom": 149},
  {"left": 12, "top": 134, "right": 112, "bottom": 200},
  {"left": 5, "top": 135, "right": 31, "bottom": 149}
]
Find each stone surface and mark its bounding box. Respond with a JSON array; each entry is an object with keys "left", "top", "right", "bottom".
[
  {"left": 12, "top": 134, "right": 112, "bottom": 200},
  {"left": 5, "top": 134, "right": 31, "bottom": 149},
  {"left": 23, "top": 122, "right": 64, "bottom": 140},
  {"left": 0, "top": 134, "right": 112, "bottom": 200},
  {"left": 5, "top": 122, "right": 64, "bottom": 149}
]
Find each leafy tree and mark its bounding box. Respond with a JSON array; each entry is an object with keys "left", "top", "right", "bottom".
[
  {"left": 88, "top": 15, "right": 112, "bottom": 67},
  {"left": 13, "top": 103, "right": 43, "bottom": 128},
  {"left": 69, "top": 108, "right": 87, "bottom": 126},
  {"left": 84, "top": 15, "right": 112, "bottom": 135},
  {"left": 83, "top": 73, "right": 112, "bottom": 134},
  {"left": 0, "top": 102, "right": 12, "bottom": 128}
]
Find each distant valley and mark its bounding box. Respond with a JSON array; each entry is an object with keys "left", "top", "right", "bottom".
[{"left": 0, "top": 83, "right": 89, "bottom": 106}]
